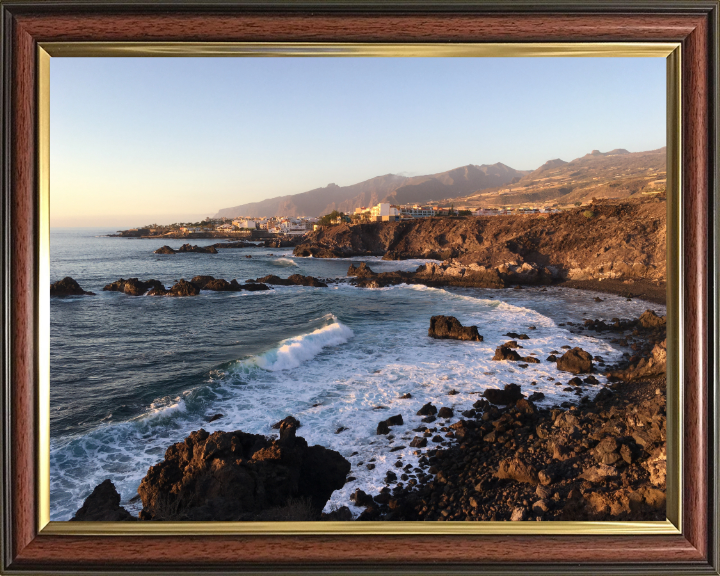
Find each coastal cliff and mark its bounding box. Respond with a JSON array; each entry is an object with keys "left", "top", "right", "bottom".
[{"left": 295, "top": 196, "right": 666, "bottom": 285}]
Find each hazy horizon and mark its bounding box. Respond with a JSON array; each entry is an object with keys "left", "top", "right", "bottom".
[{"left": 51, "top": 57, "right": 665, "bottom": 227}]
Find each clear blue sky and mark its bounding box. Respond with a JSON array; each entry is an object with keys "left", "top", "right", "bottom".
[{"left": 50, "top": 57, "right": 666, "bottom": 227}]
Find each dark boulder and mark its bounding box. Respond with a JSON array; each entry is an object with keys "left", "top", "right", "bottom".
[
  {"left": 377, "top": 414, "right": 403, "bottom": 435},
  {"left": 255, "top": 274, "right": 328, "bottom": 288},
  {"left": 51, "top": 276, "right": 95, "bottom": 296},
  {"left": 204, "top": 278, "right": 235, "bottom": 291},
  {"left": 428, "top": 316, "right": 483, "bottom": 342},
  {"left": 417, "top": 403, "right": 437, "bottom": 416},
  {"left": 347, "top": 263, "right": 375, "bottom": 278},
  {"left": 154, "top": 245, "right": 176, "bottom": 254},
  {"left": 492, "top": 345, "right": 522, "bottom": 361},
  {"left": 556, "top": 347, "right": 594, "bottom": 374},
  {"left": 177, "top": 243, "right": 218, "bottom": 254},
  {"left": 103, "top": 278, "right": 163, "bottom": 296},
  {"left": 272, "top": 415, "right": 301, "bottom": 430},
  {"left": 410, "top": 436, "right": 428, "bottom": 448},
  {"left": 437, "top": 407, "right": 454, "bottom": 419},
  {"left": 71, "top": 479, "right": 136, "bottom": 521},
  {"left": 483, "top": 383, "right": 523, "bottom": 405},
  {"left": 167, "top": 279, "right": 200, "bottom": 297},
  {"left": 242, "top": 281, "right": 272, "bottom": 291},
  {"left": 189, "top": 275, "right": 216, "bottom": 289},
  {"left": 138, "top": 428, "right": 350, "bottom": 521}
]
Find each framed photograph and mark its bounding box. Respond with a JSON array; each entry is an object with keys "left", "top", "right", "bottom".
[{"left": 1, "top": 1, "right": 717, "bottom": 574}]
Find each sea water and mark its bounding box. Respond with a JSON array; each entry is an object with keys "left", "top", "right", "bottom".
[{"left": 50, "top": 227, "right": 666, "bottom": 520}]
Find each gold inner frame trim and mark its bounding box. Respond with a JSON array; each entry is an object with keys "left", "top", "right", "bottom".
[{"left": 37, "top": 42, "right": 682, "bottom": 536}]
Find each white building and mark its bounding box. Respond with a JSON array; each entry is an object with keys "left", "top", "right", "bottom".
[
  {"left": 232, "top": 219, "right": 258, "bottom": 229},
  {"left": 400, "top": 204, "right": 434, "bottom": 218},
  {"left": 370, "top": 202, "right": 400, "bottom": 222},
  {"left": 216, "top": 223, "right": 236, "bottom": 231}
]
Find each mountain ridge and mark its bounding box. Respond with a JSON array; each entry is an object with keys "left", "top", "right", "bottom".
[{"left": 215, "top": 147, "right": 666, "bottom": 218}]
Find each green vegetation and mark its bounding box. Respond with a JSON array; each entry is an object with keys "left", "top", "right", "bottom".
[
  {"left": 318, "top": 210, "right": 347, "bottom": 226},
  {"left": 582, "top": 210, "right": 595, "bottom": 219},
  {"left": 457, "top": 210, "right": 472, "bottom": 216},
  {"left": 574, "top": 201, "right": 582, "bottom": 207}
]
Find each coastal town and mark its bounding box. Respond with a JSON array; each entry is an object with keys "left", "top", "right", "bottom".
[{"left": 115, "top": 201, "right": 566, "bottom": 239}]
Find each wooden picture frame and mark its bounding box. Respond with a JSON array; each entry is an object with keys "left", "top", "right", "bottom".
[{"left": 1, "top": 1, "right": 717, "bottom": 573}]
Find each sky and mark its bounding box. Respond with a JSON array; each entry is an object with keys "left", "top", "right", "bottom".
[{"left": 50, "top": 57, "right": 666, "bottom": 228}]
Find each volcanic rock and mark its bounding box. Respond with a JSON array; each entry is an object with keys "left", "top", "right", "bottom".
[
  {"left": 138, "top": 428, "right": 350, "bottom": 521},
  {"left": 494, "top": 458, "right": 540, "bottom": 484},
  {"left": 556, "top": 347, "right": 594, "bottom": 374},
  {"left": 492, "top": 345, "right": 522, "bottom": 361},
  {"left": 177, "top": 243, "right": 218, "bottom": 254},
  {"left": 377, "top": 414, "right": 404, "bottom": 435},
  {"left": 483, "top": 383, "right": 523, "bottom": 405},
  {"left": 154, "top": 245, "right": 176, "bottom": 254},
  {"left": 428, "top": 316, "right": 483, "bottom": 342},
  {"left": 71, "top": 479, "right": 136, "bottom": 521},
  {"left": 347, "top": 263, "right": 375, "bottom": 278},
  {"left": 637, "top": 310, "right": 666, "bottom": 329},
  {"left": 416, "top": 403, "right": 437, "bottom": 416},
  {"left": 51, "top": 276, "right": 95, "bottom": 296},
  {"left": 255, "top": 274, "right": 328, "bottom": 288},
  {"left": 102, "top": 278, "right": 162, "bottom": 296},
  {"left": 166, "top": 279, "right": 200, "bottom": 297}
]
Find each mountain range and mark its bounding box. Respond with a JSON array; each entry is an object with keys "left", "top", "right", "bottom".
[{"left": 215, "top": 147, "right": 666, "bottom": 218}]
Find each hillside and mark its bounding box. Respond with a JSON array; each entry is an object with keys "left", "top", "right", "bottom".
[
  {"left": 447, "top": 147, "right": 666, "bottom": 210},
  {"left": 214, "top": 163, "right": 527, "bottom": 219},
  {"left": 294, "top": 195, "right": 667, "bottom": 284}
]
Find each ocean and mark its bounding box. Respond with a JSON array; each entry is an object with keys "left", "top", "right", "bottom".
[{"left": 50, "top": 227, "right": 666, "bottom": 520}]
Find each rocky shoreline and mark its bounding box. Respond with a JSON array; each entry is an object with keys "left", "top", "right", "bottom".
[
  {"left": 295, "top": 196, "right": 666, "bottom": 291},
  {"left": 70, "top": 304, "right": 667, "bottom": 523}
]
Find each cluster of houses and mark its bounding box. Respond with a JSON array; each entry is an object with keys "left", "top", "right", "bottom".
[
  {"left": 177, "top": 216, "right": 317, "bottom": 236},
  {"left": 351, "top": 202, "right": 561, "bottom": 222}
]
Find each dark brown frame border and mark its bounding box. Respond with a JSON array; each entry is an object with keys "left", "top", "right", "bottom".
[{"left": 1, "top": 2, "right": 717, "bottom": 574}]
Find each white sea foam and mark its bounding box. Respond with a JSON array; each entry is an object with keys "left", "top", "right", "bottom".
[
  {"left": 272, "top": 257, "right": 299, "bottom": 267},
  {"left": 255, "top": 321, "right": 354, "bottom": 371},
  {"left": 49, "top": 284, "right": 654, "bottom": 521}
]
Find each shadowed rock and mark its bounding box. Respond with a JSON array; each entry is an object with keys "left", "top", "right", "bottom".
[
  {"left": 556, "top": 347, "right": 594, "bottom": 374},
  {"left": 71, "top": 479, "right": 135, "bottom": 521},
  {"left": 138, "top": 427, "right": 350, "bottom": 521},
  {"left": 51, "top": 276, "right": 95, "bottom": 296},
  {"left": 428, "top": 316, "right": 483, "bottom": 342}
]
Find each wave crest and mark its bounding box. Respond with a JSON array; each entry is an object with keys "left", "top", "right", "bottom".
[{"left": 255, "top": 321, "right": 354, "bottom": 372}]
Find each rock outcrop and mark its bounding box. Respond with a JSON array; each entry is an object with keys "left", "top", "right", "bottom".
[
  {"left": 50, "top": 277, "right": 95, "bottom": 296},
  {"left": 609, "top": 340, "right": 667, "bottom": 381},
  {"left": 177, "top": 244, "right": 218, "bottom": 254},
  {"left": 103, "top": 278, "right": 164, "bottom": 296},
  {"left": 556, "top": 347, "right": 594, "bottom": 374},
  {"left": 254, "top": 274, "right": 328, "bottom": 288},
  {"left": 137, "top": 424, "right": 350, "bottom": 521},
  {"left": 428, "top": 316, "right": 483, "bottom": 342},
  {"left": 71, "top": 479, "right": 135, "bottom": 521},
  {"left": 147, "top": 279, "right": 200, "bottom": 297},
  {"left": 483, "top": 383, "right": 524, "bottom": 405},
  {"left": 154, "top": 245, "right": 176, "bottom": 254},
  {"left": 347, "top": 263, "right": 375, "bottom": 278},
  {"left": 294, "top": 197, "right": 666, "bottom": 284}
]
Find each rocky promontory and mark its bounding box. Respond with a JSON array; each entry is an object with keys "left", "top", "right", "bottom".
[
  {"left": 137, "top": 420, "right": 350, "bottom": 521},
  {"left": 296, "top": 197, "right": 666, "bottom": 295},
  {"left": 50, "top": 277, "right": 95, "bottom": 296}
]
